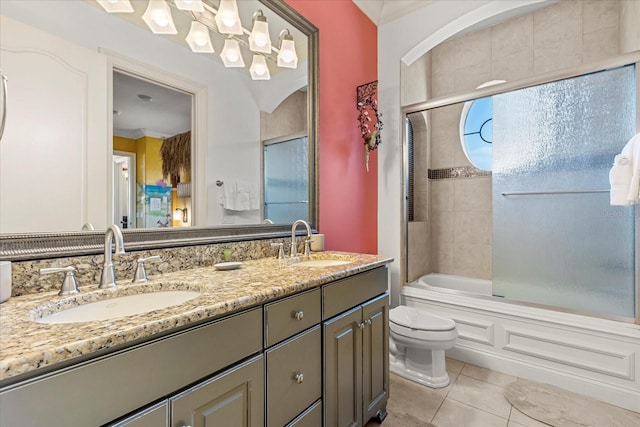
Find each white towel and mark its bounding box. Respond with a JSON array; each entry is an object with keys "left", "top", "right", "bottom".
[
  {"left": 218, "top": 180, "right": 260, "bottom": 211},
  {"left": 609, "top": 133, "right": 640, "bottom": 206}
]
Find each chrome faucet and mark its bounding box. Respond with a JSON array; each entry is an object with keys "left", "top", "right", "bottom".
[
  {"left": 290, "top": 219, "right": 312, "bottom": 258},
  {"left": 99, "top": 224, "right": 126, "bottom": 289}
]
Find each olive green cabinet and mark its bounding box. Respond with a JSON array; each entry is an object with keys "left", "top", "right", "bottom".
[{"left": 323, "top": 268, "right": 389, "bottom": 427}]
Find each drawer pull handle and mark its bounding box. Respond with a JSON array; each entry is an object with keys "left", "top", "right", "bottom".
[
  {"left": 293, "top": 311, "right": 304, "bottom": 320},
  {"left": 294, "top": 373, "right": 304, "bottom": 383}
]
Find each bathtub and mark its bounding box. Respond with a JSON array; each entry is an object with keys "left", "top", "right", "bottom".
[{"left": 400, "top": 273, "right": 640, "bottom": 412}]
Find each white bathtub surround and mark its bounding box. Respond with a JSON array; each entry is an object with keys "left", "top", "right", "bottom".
[
  {"left": 389, "top": 306, "right": 458, "bottom": 388},
  {"left": 401, "top": 274, "right": 640, "bottom": 412},
  {"left": 609, "top": 133, "right": 640, "bottom": 205}
]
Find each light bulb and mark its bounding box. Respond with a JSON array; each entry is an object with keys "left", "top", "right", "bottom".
[
  {"left": 153, "top": 14, "right": 169, "bottom": 27},
  {"left": 254, "top": 64, "right": 266, "bottom": 76},
  {"left": 254, "top": 34, "right": 268, "bottom": 47},
  {"left": 221, "top": 13, "right": 236, "bottom": 28},
  {"left": 281, "top": 50, "right": 294, "bottom": 63},
  {"left": 227, "top": 50, "right": 239, "bottom": 62}
]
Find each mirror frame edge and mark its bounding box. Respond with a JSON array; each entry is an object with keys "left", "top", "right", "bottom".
[{"left": 0, "top": 0, "right": 320, "bottom": 262}]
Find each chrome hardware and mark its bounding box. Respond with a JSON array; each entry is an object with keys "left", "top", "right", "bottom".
[
  {"left": 270, "top": 242, "right": 285, "bottom": 259},
  {"left": 293, "top": 311, "right": 304, "bottom": 320},
  {"left": 0, "top": 70, "right": 7, "bottom": 142},
  {"left": 303, "top": 237, "right": 313, "bottom": 257},
  {"left": 294, "top": 373, "right": 304, "bottom": 384},
  {"left": 132, "top": 255, "right": 161, "bottom": 283},
  {"left": 358, "top": 322, "right": 366, "bottom": 329},
  {"left": 290, "top": 219, "right": 312, "bottom": 258},
  {"left": 81, "top": 223, "right": 95, "bottom": 231},
  {"left": 40, "top": 266, "right": 79, "bottom": 296},
  {"left": 365, "top": 318, "right": 372, "bottom": 326},
  {"left": 99, "top": 224, "right": 125, "bottom": 289}
]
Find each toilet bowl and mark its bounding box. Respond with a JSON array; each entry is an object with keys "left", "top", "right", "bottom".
[{"left": 389, "top": 305, "right": 458, "bottom": 388}]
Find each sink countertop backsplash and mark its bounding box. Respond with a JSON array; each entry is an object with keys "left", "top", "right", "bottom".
[{"left": 0, "top": 248, "right": 391, "bottom": 383}]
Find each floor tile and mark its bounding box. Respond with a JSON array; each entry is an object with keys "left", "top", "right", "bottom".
[
  {"left": 432, "top": 398, "right": 508, "bottom": 427},
  {"left": 445, "top": 356, "right": 464, "bottom": 375},
  {"left": 461, "top": 363, "right": 517, "bottom": 387},
  {"left": 387, "top": 374, "right": 446, "bottom": 422},
  {"left": 508, "top": 407, "right": 550, "bottom": 427},
  {"left": 447, "top": 374, "right": 512, "bottom": 419}
]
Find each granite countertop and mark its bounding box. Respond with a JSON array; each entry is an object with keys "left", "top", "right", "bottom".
[{"left": 0, "top": 252, "right": 392, "bottom": 383}]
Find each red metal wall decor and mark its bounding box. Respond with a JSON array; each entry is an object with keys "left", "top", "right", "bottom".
[{"left": 357, "top": 80, "right": 382, "bottom": 171}]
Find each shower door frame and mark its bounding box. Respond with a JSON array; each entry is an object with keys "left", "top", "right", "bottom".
[{"left": 401, "top": 50, "right": 640, "bottom": 325}]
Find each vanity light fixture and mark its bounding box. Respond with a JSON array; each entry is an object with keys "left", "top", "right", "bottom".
[
  {"left": 277, "top": 29, "right": 298, "bottom": 69},
  {"left": 174, "top": 0, "right": 204, "bottom": 12},
  {"left": 186, "top": 21, "right": 214, "bottom": 53},
  {"left": 142, "top": 0, "right": 177, "bottom": 35},
  {"left": 214, "top": 0, "right": 242, "bottom": 35},
  {"left": 248, "top": 10, "right": 271, "bottom": 54},
  {"left": 96, "top": 0, "right": 133, "bottom": 13},
  {"left": 220, "top": 38, "right": 245, "bottom": 67},
  {"left": 249, "top": 55, "right": 270, "bottom": 80}
]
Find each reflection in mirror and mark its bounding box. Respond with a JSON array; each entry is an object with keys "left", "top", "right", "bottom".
[
  {"left": 112, "top": 70, "right": 192, "bottom": 229},
  {"left": 0, "top": 0, "right": 316, "bottom": 238}
]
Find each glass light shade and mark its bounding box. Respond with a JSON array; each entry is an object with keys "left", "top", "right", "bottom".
[
  {"left": 96, "top": 0, "right": 134, "bottom": 13},
  {"left": 220, "top": 39, "right": 245, "bottom": 67},
  {"left": 249, "top": 18, "right": 271, "bottom": 53},
  {"left": 250, "top": 55, "right": 270, "bottom": 80},
  {"left": 174, "top": 0, "right": 204, "bottom": 12},
  {"left": 186, "top": 21, "right": 214, "bottom": 53},
  {"left": 277, "top": 38, "right": 298, "bottom": 68},
  {"left": 142, "top": 0, "right": 177, "bottom": 34},
  {"left": 214, "top": 0, "right": 242, "bottom": 35}
]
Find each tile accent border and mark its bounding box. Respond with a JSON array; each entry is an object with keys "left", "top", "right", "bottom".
[{"left": 428, "top": 166, "right": 492, "bottom": 180}]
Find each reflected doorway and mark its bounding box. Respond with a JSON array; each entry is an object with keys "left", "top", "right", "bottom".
[{"left": 113, "top": 151, "right": 136, "bottom": 229}]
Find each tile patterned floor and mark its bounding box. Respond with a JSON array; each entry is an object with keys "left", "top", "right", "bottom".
[{"left": 365, "top": 358, "right": 637, "bottom": 427}]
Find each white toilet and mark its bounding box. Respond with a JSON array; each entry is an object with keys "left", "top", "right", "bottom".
[{"left": 389, "top": 306, "right": 458, "bottom": 388}]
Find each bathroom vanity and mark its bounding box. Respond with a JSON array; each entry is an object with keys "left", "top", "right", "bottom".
[{"left": 0, "top": 253, "right": 391, "bottom": 427}]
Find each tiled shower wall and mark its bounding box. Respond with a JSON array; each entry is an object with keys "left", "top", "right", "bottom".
[{"left": 404, "top": 0, "right": 639, "bottom": 282}]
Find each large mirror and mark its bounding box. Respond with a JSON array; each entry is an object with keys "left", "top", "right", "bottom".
[{"left": 0, "top": 0, "right": 318, "bottom": 258}]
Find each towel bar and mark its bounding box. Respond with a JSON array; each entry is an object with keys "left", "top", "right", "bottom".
[{"left": 501, "top": 189, "right": 610, "bottom": 196}]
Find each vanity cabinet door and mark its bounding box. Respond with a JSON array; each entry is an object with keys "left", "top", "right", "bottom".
[
  {"left": 361, "top": 294, "right": 389, "bottom": 423},
  {"left": 323, "top": 307, "right": 363, "bottom": 427},
  {"left": 170, "top": 355, "right": 264, "bottom": 427}
]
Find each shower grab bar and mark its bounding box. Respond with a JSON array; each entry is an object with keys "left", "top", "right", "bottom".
[{"left": 501, "top": 189, "right": 610, "bottom": 196}]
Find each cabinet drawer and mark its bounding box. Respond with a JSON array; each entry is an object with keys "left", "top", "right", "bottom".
[
  {"left": 264, "top": 288, "right": 320, "bottom": 347},
  {"left": 267, "top": 326, "right": 322, "bottom": 427},
  {"left": 323, "top": 267, "right": 387, "bottom": 320},
  {"left": 108, "top": 401, "right": 168, "bottom": 427},
  {"left": 286, "top": 400, "right": 322, "bottom": 427}
]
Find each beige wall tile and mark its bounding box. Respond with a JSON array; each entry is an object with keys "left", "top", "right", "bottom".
[
  {"left": 583, "top": 26, "right": 619, "bottom": 63},
  {"left": 260, "top": 91, "right": 307, "bottom": 141},
  {"left": 407, "top": 221, "right": 430, "bottom": 281},
  {"left": 431, "top": 242, "right": 454, "bottom": 274},
  {"left": 534, "top": 36, "right": 583, "bottom": 74},
  {"left": 533, "top": 0, "right": 582, "bottom": 48},
  {"left": 620, "top": 0, "right": 640, "bottom": 53},
  {"left": 491, "top": 14, "right": 533, "bottom": 58},
  {"left": 413, "top": 189, "right": 428, "bottom": 222},
  {"left": 432, "top": 40, "right": 455, "bottom": 75},
  {"left": 402, "top": 52, "right": 430, "bottom": 106},
  {"left": 431, "top": 180, "right": 454, "bottom": 212},
  {"left": 430, "top": 107, "right": 459, "bottom": 169},
  {"left": 431, "top": 210, "right": 454, "bottom": 247},
  {"left": 491, "top": 50, "right": 534, "bottom": 82},
  {"left": 583, "top": 0, "right": 618, "bottom": 33},
  {"left": 454, "top": 62, "right": 492, "bottom": 93},
  {"left": 454, "top": 177, "right": 492, "bottom": 212},
  {"left": 453, "top": 243, "right": 491, "bottom": 279},
  {"left": 432, "top": 69, "right": 455, "bottom": 98},
  {"left": 455, "top": 28, "right": 492, "bottom": 69},
  {"left": 454, "top": 211, "right": 491, "bottom": 245}
]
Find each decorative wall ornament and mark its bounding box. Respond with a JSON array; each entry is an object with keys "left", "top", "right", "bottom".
[
  {"left": 357, "top": 80, "right": 383, "bottom": 172},
  {"left": 160, "top": 130, "right": 191, "bottom": 186}
]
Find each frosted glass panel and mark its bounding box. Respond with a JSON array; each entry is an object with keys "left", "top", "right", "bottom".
[
  {"left": 264, "top": 137, "right": 309, "bottom": 224},
  {"left": 492, "top": 65, "right": 636, "bottom": 318}
]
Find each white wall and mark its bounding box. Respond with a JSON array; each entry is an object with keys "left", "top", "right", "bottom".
[{"left": 377, "top": 0, "right": 551, "bottom": 305}]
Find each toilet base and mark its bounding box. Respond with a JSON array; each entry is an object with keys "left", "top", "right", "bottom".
[{"left": 389, "top": 346, "right": 451, "bottom": 388}]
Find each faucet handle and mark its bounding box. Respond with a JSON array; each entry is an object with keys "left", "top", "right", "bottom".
[
  {"left": 132, "top": 255, "right": 161, "bottom": 283},
  {"left": 270, "top": 243, "right": 285, "bottom": 259},
  {"left": 40, "top": 266, "right": 80, "bottom": 296},
  {"left": 303, "top": 238, "right": 314, "bottom": 257}
]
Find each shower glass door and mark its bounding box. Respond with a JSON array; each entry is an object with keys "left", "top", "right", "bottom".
[{"left": 492, "top": 65, "right": 636, "bottom": 319}]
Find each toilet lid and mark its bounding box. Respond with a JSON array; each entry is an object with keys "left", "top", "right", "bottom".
[{"left": 389, "top": 306, "right": 455, "bottom": 331}]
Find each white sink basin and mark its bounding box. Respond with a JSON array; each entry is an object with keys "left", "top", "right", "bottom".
[
  {"left": 36, "top": 291, "right": 202, "bottom": 324},
  {"left": 292, "top": 259, "right": 353, "bottom": 267}
]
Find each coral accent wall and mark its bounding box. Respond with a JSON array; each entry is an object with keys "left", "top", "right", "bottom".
[{"left": 286, "top": 0, "right": 378, "bottom": 254}]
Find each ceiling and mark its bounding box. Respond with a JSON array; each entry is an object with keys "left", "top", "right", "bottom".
[{"left": 352, "top": 0, "right": 433, "bottom": 26}]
